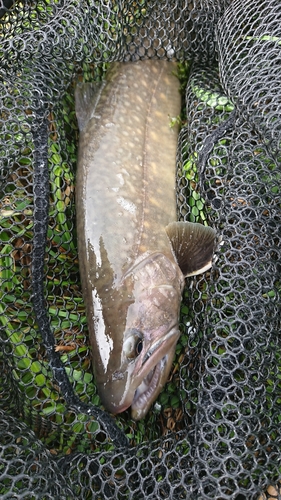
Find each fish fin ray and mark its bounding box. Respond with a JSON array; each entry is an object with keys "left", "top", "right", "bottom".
[
  {"left": 75, "top": 81, "right": 104, "bottom": 131},
  {"left": 165, "top": 221, "right": 217, "bottom": 277}
]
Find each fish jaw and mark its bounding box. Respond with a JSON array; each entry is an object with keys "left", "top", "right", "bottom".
[
  {"left": 96, "top": 323, "right": 181, "bottom": 419},
  {"left": 130, "top": 327, "right": 180, "bottom": 420}
]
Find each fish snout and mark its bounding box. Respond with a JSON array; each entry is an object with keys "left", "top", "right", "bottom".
[{"left": 97, "top": 370, "right": 133, "bottom": 415}]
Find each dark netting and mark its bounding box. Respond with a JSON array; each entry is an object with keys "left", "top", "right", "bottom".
[{"left": 0, "top": 0, "right": 280, "bottom": 498}]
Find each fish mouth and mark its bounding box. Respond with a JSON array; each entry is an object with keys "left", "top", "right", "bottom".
[
  {"left": 99, "top": 327, "right": 180, "bottom": 418},
  {"left": 131, "top": 356, "right": 166, "bottom": 420},
  {"left": 130, "top": 327, "right": 180, "bottom": 420}
]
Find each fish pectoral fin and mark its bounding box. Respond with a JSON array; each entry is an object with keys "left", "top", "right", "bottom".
[
  {"left": 165, "top": 221, "right": 217, "bottom": 277},
  {"left": 75, "top": 81, "right": 104, "bottom": 131}
]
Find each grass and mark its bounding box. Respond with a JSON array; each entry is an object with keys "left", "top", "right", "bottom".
[{"left": 1, "top": 27, "right": 280, "bottom": 500}]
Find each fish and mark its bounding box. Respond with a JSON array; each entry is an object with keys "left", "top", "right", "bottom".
[{"left": 75, "top": 60, "right": 217, "bottom": 420}]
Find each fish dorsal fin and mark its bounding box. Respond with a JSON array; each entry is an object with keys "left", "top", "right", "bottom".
[
  {"left": 165, "top": 221, "right": 217, "bottom": 277},
  {"left": 75, "top": 81, "right": 104, "bottom": 131}
]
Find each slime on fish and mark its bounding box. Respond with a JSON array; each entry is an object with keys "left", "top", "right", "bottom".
[{"left": 75, "top": 60, "right": 217, "bottom": 420}]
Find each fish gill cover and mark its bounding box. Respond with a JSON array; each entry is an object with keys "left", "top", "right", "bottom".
[{"left": 0, "top": 1, "right": 280, "bottom": 499}]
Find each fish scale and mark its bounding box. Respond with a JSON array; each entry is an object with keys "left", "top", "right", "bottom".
[
  {"left": 75, "top": 60, "right": 217, "bottom": 419},
  {"left": 77, "top": 61, "right": 180, "bottom": 281}
]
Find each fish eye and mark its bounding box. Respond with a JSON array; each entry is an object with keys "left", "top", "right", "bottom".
[
  {"left": 123, "top": 329, "right": 143, "bottom": 359},
  {"left": 135, "top": 339, "right": 143, "bottom": 356}
]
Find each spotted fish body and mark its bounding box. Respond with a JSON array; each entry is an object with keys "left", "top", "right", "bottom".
[{"left": 75, "top": 60, "right": 217, "bottom": 420}]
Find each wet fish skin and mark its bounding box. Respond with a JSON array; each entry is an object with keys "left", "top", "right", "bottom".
[{"left": 75, "top": 60, "right": 217, "bottom": 420}]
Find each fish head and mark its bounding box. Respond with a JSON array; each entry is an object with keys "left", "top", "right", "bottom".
[{"left": 95, "top": 252, "right": 185, "bottom": 420}]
